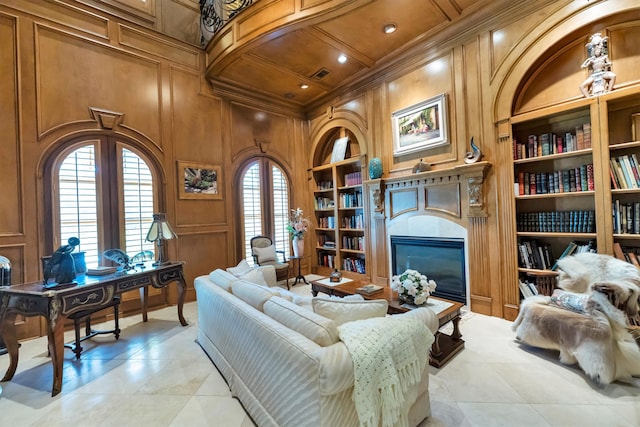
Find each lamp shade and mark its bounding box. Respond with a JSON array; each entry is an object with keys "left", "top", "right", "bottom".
[{"left": 145, "top": 213, "right": 176, "bottom": 242}]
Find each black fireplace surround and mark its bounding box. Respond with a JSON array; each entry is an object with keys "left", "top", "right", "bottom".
[{"left": 390, "top": 236, "right": 466, "bottom": 304}]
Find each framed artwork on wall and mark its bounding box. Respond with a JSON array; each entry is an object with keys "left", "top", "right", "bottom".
[
  {"left": 178, "top": 161, "right": 222, "bottom": 200},
  {"left": 392, "top": 93, "right": 449, "bottom": 156}
]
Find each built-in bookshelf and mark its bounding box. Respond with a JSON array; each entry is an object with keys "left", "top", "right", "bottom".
[
  {"left": 311, "top": 156, "right": 366, "bottom": 277},
  {"left": 511, "top": 87, "right": 640, "bottom": 298},
  {"left": 511, "top": 102, "right": 598, "bottom": 294}
]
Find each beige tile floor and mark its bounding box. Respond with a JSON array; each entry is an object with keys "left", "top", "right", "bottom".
[{"left": 0, "top": 280, "right": 639, "bottom": 427}]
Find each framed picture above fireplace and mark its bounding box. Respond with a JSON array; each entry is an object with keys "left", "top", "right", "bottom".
[{"left": 392, "top": 93, "right": 449, "bottom": 157}]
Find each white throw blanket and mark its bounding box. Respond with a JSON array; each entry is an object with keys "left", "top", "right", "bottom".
[{"left": 338, "top": 316, "right": 434, "bottom": 427}]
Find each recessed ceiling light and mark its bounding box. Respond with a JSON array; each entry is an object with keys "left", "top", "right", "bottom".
[
  {"left": 338, "top": 54, "right": 347, "bottom": 64},
  {"left": 383, "top": 23, "right": 397, "bottom": 34},
  {"left": 300, "top": 84, "right": 309, "bottom": 89}
]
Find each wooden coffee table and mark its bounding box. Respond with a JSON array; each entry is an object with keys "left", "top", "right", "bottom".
[{"left": 311, "top": 278, "right": 465, "bottom": 368}]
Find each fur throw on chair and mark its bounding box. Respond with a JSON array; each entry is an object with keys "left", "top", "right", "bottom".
[{"left": 513, "top": 253, "right": 640, "bottom": 385}]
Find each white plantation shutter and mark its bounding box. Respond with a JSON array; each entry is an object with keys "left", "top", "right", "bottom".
[
  {"left": 55, "top": 141, "right": 157, "bottom": 268},
  {"left": 122, "top": 148, "right": 155, "bottom": 256},
  {"left": 272, "top": 165, "right": 290, "bottom": 259},
  {"left": 243, "top": 162, "right": 262, "bottom": 262},
  {"left": 241, "top": 159, "right": 290, "bottom": 263},
  {"left": 58, "top": 145, "right": 99, "bottom": 267}
]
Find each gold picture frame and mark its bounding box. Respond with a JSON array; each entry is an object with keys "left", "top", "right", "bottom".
[
  {"left": 178, "top": 161, "right": 222, "bottom": 200},
  {"left": 392, "top": 93, "right": 449, "bottom": 157}
]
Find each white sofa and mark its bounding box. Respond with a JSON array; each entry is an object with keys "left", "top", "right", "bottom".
[{"left": 194, "top": 268, "right": 439, "bottom": 427}]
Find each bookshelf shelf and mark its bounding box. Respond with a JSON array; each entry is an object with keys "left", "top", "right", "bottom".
[
  {"left": 613, "top": 234, "right": 640, "bottom": 240},
  {"left": 517, "top": 232, "right": 597, "bottom": 238},
  {"left": 513, "top": 147, "right": 592, "bottom": 164},
  {"left": 515, "top": 191, "right": 594, "bottom": 200},
  {"left": 609, "top": 140, "right": 640, "bottom": 152},
  {"left": 340, "top": 249, "right": 365, "bottom": 254}
]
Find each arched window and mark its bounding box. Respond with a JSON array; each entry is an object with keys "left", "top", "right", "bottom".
[
  {"left": 240, "top": 158, "right": 290, "bottom": 263},
  {"left": 48, "top": 136, "right": 157, "bottom": 267}
]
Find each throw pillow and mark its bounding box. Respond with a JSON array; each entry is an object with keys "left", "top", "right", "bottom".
[
  {"left": 227, "top": 259, "right": 252, "bottom": 276},
  {"left": 231, "top": 280, "right": 277, "bottom": 311},
  {"left": 312, "top": 298, "right": 388, "bottom": 326},
  {"left": 549, "top": 289, "right": 589, "bottom": 314},
  {"left": 238, "top": 268, "right": 269, "bottom": 287},
  {"left": 264, "top": 296, "right": 340, "bottom": 346},
  {"left": 208, "top": 269, "right": 238, "bottom": 292},
  {"left": 253, "top": 245, "right": 277, "bottom": 263}
]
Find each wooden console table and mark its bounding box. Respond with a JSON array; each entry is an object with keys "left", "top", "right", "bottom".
[
  {"left": 311, "top": 278, "right": 465, "bottom": 368},
  {"left": 0, "top": 261, "right": 187, "bottom": 396}
]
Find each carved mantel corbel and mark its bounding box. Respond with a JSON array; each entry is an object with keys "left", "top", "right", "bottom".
[{"left": 462, "top": 162, "right": 491, "bottom": 218}]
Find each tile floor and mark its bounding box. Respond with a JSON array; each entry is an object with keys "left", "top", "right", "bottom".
[{"left": 0, "top": 280, "right": 639, "bottom": 427}]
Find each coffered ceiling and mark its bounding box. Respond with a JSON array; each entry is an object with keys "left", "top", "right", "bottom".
[{"left": 203, "top": 0, "right": 546, "bottom": 113}]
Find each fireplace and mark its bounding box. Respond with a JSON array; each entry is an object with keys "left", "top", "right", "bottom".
[{"left": 390, "top": 235, "right": 466, "bottom": 304}]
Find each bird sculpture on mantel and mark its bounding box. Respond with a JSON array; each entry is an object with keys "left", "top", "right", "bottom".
[{"left": 464, "top": 137, "right": 482, "bottom": 164}]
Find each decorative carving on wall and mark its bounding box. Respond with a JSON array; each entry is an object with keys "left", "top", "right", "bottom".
[
  {"left": 373, "top": 188, "right": 383, "bottom": 213},
  {"left": 254, "top": 138, "right": 270, "bottom": 153},
  {"left": 89, "top": 107, "right": 124, "bottom": 130}
]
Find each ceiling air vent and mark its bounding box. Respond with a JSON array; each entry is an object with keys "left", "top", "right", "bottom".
[{"left": 311, "top": 68, "right": 330, "bottom": 80}]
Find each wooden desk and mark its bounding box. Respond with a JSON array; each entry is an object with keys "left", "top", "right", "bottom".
[
  {"left": 311, "top": 278, "right": 465, "bottom": 367},
  {"left": 0, "top": 261, "right": 187, "bottom": 396}
]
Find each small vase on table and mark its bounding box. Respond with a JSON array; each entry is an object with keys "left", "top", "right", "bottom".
[{"left": 292, "top": 236, "right": 304, "bottom": 257}]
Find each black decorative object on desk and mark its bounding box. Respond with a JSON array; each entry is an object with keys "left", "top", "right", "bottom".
[{"left": 43, "top": 237, "right": 80, "bottom": 287}]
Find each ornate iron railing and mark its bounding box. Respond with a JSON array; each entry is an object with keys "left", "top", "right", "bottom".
[{"left": 200, "top": 0, "right": 253, "bottom": 46}]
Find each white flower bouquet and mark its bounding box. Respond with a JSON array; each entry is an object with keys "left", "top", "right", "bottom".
[{"left": 391, "top": 269, "right": 437, "bottom": 305}]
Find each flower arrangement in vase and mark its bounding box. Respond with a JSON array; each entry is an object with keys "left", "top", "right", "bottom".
[
  {"left": 391, "top": 269, "right": 437, "bottom": 306},
  {"left": 287, "top": 208, "right": 311, "bottom": 257}
]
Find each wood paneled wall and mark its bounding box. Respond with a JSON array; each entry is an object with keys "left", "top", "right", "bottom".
[{"left": 2, "top": 0, "right": 640, "bottom": 342}]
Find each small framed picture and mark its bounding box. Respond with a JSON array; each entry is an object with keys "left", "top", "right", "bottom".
[
  {"left": 330, "top": 136, "right": 349, "bottom": 163},
  {"left": 392, "top": 93, "right": 449, "bottom": 156},
  {"left": 178, "top": 161, "right": 222, "bottom": 200}
]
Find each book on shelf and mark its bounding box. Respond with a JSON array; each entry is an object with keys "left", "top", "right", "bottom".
[
  {"left": 355, "top": 284, "right": 384, "bottom": 295},
  {"left": 518, "top": 279, "right": 538, "bottom": 299},
  {"left": 550, "top": 240, "right": 595, "bottom": 271},
  {"left": 613, "top": 242, "right": 627, "bottom": 261}
]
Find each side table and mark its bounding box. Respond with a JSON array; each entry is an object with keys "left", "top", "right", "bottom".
[{"left": 288, "top": 256, "right": 308, "bottom": 286}]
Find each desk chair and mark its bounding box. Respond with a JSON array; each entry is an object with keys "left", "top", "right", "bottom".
[
  {"left": 64, "top": 296, "right": 121, "bottom": 359},
  {"left": 250, "top": 236, "right": 290, "bottom": 288}
]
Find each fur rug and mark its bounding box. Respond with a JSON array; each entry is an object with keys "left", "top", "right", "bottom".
[{"left": 513, "top": 253, "right": 640, "bottom": 385}]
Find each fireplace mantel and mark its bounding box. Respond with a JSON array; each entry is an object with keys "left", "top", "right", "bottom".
[{"left": 364, "top": 161, "right": 493, "bottom": 314}]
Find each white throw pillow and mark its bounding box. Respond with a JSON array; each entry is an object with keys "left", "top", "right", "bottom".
[
  {"left": 227, "top": 259, "right": 252, "bottom": 276},
  {"left": 253, "top": 245, "right": 277, "bottom": 263},
  {"left": 312, "top": 298, "right": 388, "bottom": 326},
  {"left": 238, "top": 268, "right": 269, "bottom": 287},
  {"left": 231, "top": 280, "right": 277, "bottom": 311},
  {"left": 264, "top": 297, "right": 340, "bottom": 346}
]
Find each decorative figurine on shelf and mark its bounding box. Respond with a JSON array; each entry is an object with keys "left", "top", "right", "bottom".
[
  {"left": 329, "top": 268, "right": 343, "bottom": 283},
  {"left": 43, "top": 237, "right": 80, "bottom": 285},
  {"left": 464, "top": 137, "right": 483, "bottom": 164},
  {"left": 412, "top": 158, "right": 431, "bottom": 173},
  {"left": 579, "top": 33, "right": 616, "bottom": 98}
]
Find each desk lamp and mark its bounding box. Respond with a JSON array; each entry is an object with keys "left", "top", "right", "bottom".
[{"left": 145, "top": 213, "right": 177, "bottom": 266}]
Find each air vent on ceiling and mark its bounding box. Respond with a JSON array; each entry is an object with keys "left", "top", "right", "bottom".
[{"left": 311, "top": 68, "right": 330, "bottom": 80}]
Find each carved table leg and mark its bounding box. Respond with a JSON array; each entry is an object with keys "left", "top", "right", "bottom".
[
  {"left": 1, "top": 312, "right": 19, "bottom": 382},
  {"left": 139, "top": 286, "right": 149, "bottom": 322},
  {"left": 176, "top": 278, "right": 187, "bottom": 326},
  {"left": 47, "top": 314, "right": 65, "bottom": 396},
  {"left": 451, "top": 316, "right": 462, "bottom": 340}
]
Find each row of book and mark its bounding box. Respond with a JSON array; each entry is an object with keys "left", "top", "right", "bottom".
[
  {"left": 513, "top": 123, "right": 591, "bottom": 160},
  {"left": 518, "top": 278, "right": 540, "bottom": 299},
  {"left": 338, "top": 192, "right": 363, "bottom": 208},
  {"left": 612, "top": 201, "right": 640, "bottom": 234},
  {"left": 610, "top": 154, "right": 640, "bottom": 189},
  {"left": 314, "top": 197, "right": 334, "bottom": 209},
  {"left": 340, "top": 214, "right": 364, "bottom": 229},
  {"left": 517, "top": 210, "right": 595, "bottom": 233},
  {"left": 316, "top": 180, "right": 333, "bottom": 191},
  {"left": 344, "top": 171, "right": 362, "bottom": 187},
  {"left": 613, "top": 242, "right": 640, "bottom": 267},
  {"left": 316, "top": 235, "right": 335, "bottom": 248},
  {"left": 517, "top": 239, "right": 595, "bottom": 271},
  {"left": 317, "top": 216, "right": 335, "bottom": 229},
  {"left": 342, "top": 236, "right": 364, "bottom": 251},
  {"left": 515, "top": 164, "right": 594, "bottom": 195},
  {"left": 343, "top": 257, "right": 366, "bottom": 274},
  {"left": 318, "top": 252, "right": 335, "bottom": 268}
]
